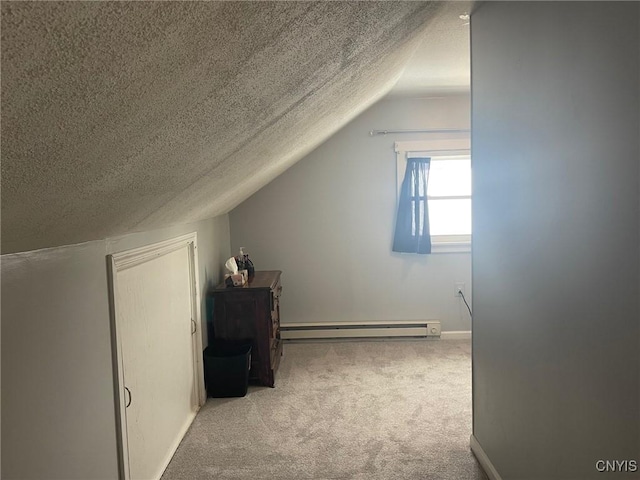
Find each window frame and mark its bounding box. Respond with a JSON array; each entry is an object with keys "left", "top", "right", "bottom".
[{"left": 395, "top": 139, "right": 471, "bottom": 254}]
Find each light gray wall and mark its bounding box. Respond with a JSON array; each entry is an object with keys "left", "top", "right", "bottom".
[
  {"left": 1, "top": 215, "right": 230, "bottom": 479},
  {"left": 230, "top": 95, "right": 472, "bottom": 331},
  {"left": 471, "top": 3, "right": 639, "bottom": 479},
  {"left": 2, "top": 241, "right": 118, "bottom": 480}
]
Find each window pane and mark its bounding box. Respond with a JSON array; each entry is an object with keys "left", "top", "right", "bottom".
[
  {"left": 427, "top": 157, "right": 471, "bottom": 197},
  {"left": 428, "top": 199, "right": 471, "bottom": 235}
]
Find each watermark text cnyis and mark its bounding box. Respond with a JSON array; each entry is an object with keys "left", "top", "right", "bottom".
[{"left": 595, "top": 460, "right": 638, "bottom": 473}]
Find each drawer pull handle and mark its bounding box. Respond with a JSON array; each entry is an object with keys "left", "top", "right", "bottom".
[{"left": 125, "top": 387, "right": 132, "bottom": 408}]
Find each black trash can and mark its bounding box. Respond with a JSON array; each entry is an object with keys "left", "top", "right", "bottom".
[{"left": 203, "top": 340, "right": 252, "bottom": 398}]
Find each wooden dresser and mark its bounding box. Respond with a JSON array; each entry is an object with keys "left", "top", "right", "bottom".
[{"left": 208, "top": 270, "right": 282, "bottom": 387}]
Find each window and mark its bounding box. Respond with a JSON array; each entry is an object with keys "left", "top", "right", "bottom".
[
  {"left": 396, "top": 140, "right": 471, "bottom": 253},
  {"left": 427, "top": 155, "right": 471, "bottom": 238}
]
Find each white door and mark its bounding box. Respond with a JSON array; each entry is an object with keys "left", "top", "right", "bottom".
[{"left": 109, "top": 235, "right": 203, "bottom": 480}]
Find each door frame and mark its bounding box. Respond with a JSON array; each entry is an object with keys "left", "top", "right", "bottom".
[{"left": 107, "top": 233, "right": 205, "bottom": 480}]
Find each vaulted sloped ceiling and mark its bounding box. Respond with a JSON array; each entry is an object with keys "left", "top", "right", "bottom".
[{"left": 1, "top": 1, "right": 443, "bottom": 254}]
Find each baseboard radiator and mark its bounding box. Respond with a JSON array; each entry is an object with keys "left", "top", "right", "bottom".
[{"left": 280, "top": 320, "right": 441, "bottom": 340}]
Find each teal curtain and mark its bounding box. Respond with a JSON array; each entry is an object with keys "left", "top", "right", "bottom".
[{"left": 392, "top": 157, "right": 431, "bottom": 254}]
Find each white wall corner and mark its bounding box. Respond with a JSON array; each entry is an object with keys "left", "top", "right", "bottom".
[
  {"left": 470, "top": 435, "right": 502, "bottom": 480},
  {"left": 441, "top": 330, "right": 471, "bottom": 340}
]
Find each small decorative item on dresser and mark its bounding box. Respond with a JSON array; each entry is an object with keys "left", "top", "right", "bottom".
[
  {"left": 236, "top": 246, "right": 255, "bottom": 280},
  {"left": 245, "top": 256, "right": 255, "bottom": 279},
  {"left": 223, "top": 256, "right": 246, "bottom": 287},
  {"left": 236, "top": 247, "right": 246, "bottom": 271}
]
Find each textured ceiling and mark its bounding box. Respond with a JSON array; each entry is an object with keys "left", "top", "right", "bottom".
[
  {"left": 390, "top": 1, "right": 471, "bottom": 96},
  {"left": 1, "top": 1, "right": 444, "bottom": 254}
]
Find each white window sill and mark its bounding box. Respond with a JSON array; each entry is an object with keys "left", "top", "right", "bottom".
[{"left": 431, "top": 242, "right": 471, "bottom": 254}]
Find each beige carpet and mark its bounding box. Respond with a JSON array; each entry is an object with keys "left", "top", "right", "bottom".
[{"left": 161, "top": 339, "right": 487, "bottom": 480}]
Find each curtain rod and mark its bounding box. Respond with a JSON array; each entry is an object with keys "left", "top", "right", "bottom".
[{"left": 369, "top": 128, "right": 470, "bottom": 136}]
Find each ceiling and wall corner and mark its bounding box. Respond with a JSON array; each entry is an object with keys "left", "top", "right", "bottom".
[
  {"left": 388, "top": 2, "right": 470, "bottom": 97},
  {"left": 0, "top": 1, "right": 475, "bottom": 255}
]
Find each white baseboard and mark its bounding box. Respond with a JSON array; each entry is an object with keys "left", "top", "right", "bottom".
[
  {"left": 441, "top": 330, "right": 471, "bottom": 340},
  {"left": 280, "top": 320, "right": 440, "bottom": 340},
  {"left": 470, "top": 434, "right": 502, "bottom": 480}
]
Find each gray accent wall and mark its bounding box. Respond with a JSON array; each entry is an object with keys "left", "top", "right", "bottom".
[
  {"left": 471, "top": 3, "right": 639, "bottom": 479},
  {"left": 230, "top": 95, "right": 472, "bottom": 331},
  {"left": 1, "top": 215, "right": 230, "bottom": 479}
]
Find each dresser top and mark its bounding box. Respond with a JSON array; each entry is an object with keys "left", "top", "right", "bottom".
[{"left": 212, "top": 270, "right": 281, "bottom": 292}]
